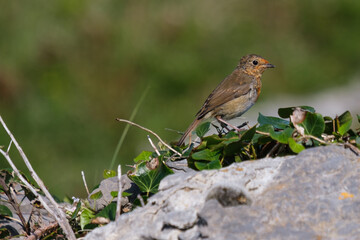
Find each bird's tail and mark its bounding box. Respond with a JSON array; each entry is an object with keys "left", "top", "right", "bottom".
[{"left": 177, "top": 118, "right": 201, "bottom": 146}]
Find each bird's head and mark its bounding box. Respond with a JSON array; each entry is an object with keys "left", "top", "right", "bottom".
[{"left": 238, "top": 54, "right": 275, "bottom": 76}]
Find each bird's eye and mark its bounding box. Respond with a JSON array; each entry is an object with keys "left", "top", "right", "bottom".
[{"left": 252, "top": 60, "right": 258, "bottom": 65}]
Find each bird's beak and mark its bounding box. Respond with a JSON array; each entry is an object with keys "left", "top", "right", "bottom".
[{"left": 265, "top": 63, "right": 275, "bottom": 68}]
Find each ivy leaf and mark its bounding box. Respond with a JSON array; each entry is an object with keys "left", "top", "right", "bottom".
[
  {"left": 278, "top": 106, "right": 315, "bottom": 118},
  {"left": 337, "top": 111, "right": 352, "bottom": 136},
  {"left": 96, "top": 202, "right": 116, "bottom": 221},
  {"left": 90, "top": 191, "right": 103, "bottom": 200},
  {"left": 298, "top": 112, "right": 325, "bottom": 138},
  {"left": 191, "top": 149, "right": 221, "bottom": 161},
  {"left": 269, "top": 127, "right": 294, "bottom": 144},
  {"left": 288, "top": 138, "right": 305, "bottom": 153},
  {"left": 111, "top": 191, "right": 132, "bottom": 198},
  {"left": 128, "top": 158, "right": 173, "bottom": 195},
  {"left": 240, "top": 125, "right": 257, "bottom": 142},
  {"left": 256, "top": 124, "right": 273, "bottom": 133},
  {"left": 194, "top": 160, "right": 222, "bottom": 170},
  {"left": 0, "top": 205, "right": 12, "bottom": 217},
  {"left": 80, "top": 208, "right": 96, "bottom": 230},
  {"left": 134, "top": 151, "right": 153, "bottom": 163},
  {"left": 103, "top": 170, "right": 117, "bottom": 179},
  {"left": 258, "top": 113, "right": 289, "bottom": 129},
  {"left": 196, "top": 122, "right": 211, "bottom": 138}
]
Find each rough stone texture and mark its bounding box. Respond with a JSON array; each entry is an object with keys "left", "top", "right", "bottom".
[
  {"left": 85, "top": 146, "right": 360, "bottom": 240},
  {"left": 88, "top": 174, "right": 140, "bottom": 211}
]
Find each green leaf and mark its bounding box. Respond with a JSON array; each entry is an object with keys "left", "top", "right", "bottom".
[
  {"left": 110, "top": 191, "right": 132, "bottom": 198},
  {"left": 80, "top": 208, "right": 96, "bottom": 230},
  {"left": 96, "top": 202, "right": 116, "bottom": 221},
  {"left": 194, "top": 160, "right": 222, "bottom": 170},
  {"left": 224, "top": 131, "right": 238, "bottom": 138},
  {"left": 298, "top": 112, "right": 325, "bottom": 138},
  {"left": 134, "top": 151, "right": 153, "bottom": 163},
  {"left": 202, "top": 135, "right": 224, "bottom": 147},
  {"left": 357, "top": 114, "right": 360, "bottom": 123},
  {"left": 269, "top": 127, "right": 294, "bottom": 144},
  {"left": 256, "top": 124, "right": 273, "bottom": 133},
  {"left": 191, "top": 149, "right": 221, "bottom": 161},
  {"left": 278, "top": 106, "right": 315, "bottom": 118},
  {"left": 0, "top": 205, "right": 12, "bottom": 217},
  {"left": 258, "top": 113, "right": 289, "bottom": 129},
  {"left": 196, "top": 122, "right": 211, "bottom": 138},
  {"left": 128, "top": 159, "right": 173, "bottom": 195},
  {"left": 323, "top": 116, "right": 334, "bottom": 135},
  {"left": 70, "top": 201, "right": 81, "bottom": 220},
  {"left": 103, "top": 170, "right": 117, "bottom": 179},
  {"left": 288, "top": 138, "right": 305, "bottom": 153},
  {"left": 181, "top": 143, "right": 194, "bottom": 158},
  {"left": 90, "top": 191, "right": 103, "bottom": 200},
  {"left": 338, "top": 111, "right": 352, "bottom": 135},
  {"left": 240, "top": 125, "right": 257, "bottom": 142}
]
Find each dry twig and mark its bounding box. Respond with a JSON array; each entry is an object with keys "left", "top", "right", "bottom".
[
  {"left": 25, "top": 222, "right": 59, "bottom": 240},
  {"left": 147, "top": 135, "right": 160, "bottom": 156},
  {"left": 116, "top": 118, "right": 181, "bottom": 156},
  {"left": 0, "top": 116, "right": 76, "bottom": 240},
  {"left": 116, "top": 164, "right": 122, "bottom": 220},
  {"left": 81, "top": 171, "right": 90, "bottom": 195}
]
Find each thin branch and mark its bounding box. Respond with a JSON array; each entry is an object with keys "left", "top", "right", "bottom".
[
  {"left": 0, "top": 174, "right": 30, "bottom": 234},
  {"left": 342, "top": 142, "right": 360, "bottom": 156},
  {"left": 255, "top": 130, "right": 270, "bottom": 136},
  {"left": 110, "top": 85, "right": 150, "bottom": 169},
  {"left": 116, "top": 164, "right": 122, "bottom": 220},
  {"left": 147, "top": 135, "right": 160, "bottom": 156},
  {"left": 0, "top": 149, "right": 55, "bottom": 217},
  {"left": 3, "top": 215, "right": 23, "bottom": 224},
  {"left": 304, "top": 135, "right": 328, "bottom": 145},
  {"left": 81, "top": 171, "right": 90, "bottom": 195},
  {"left": 6, "top": 140, "right": 12, "bottom": 153},
  {"left": 25, "top": 221, "right": 59, "bottom": 240},
  {"left": 116, "top": 118, "right": 181, "bottom": 156},
  {"left": 0, "top": 116, "right": 76, "bottom": 240},
  {"left": 266, "top": 142, "right": 281, "bottom": 158}
]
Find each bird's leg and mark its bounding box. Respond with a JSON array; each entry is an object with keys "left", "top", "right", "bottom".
[{"left": 215, "top": 116, "right": 241, "bottom": 132}]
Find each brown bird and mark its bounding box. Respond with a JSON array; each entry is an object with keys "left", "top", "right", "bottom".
[{"left": 177, "top": 54, "right": 275, "bottom": 146}]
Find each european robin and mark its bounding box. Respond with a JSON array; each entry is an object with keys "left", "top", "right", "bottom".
[{"left": 177, "top": 54, "right": 275, "bottom": 145}]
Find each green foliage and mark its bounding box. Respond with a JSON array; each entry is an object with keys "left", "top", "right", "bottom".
[
  {"left": 196, "top": 122, "right": 211, "bottom": 138},
  {"left": 128, "top": 155, "right": 173, "bottom": 196},
  {"left": 103, "top": 170, "right": 117, "bottom": 179},
  {"left": 80, "top": 208, "right": 96, "bottom": 230},
  {"left": 298, "top": 112, "right": 325, "bottom": 137},
  {"left": 288, "top": 138, "right": 305, "bottom": 153},
  {"left": 96, "top": 202, "right": 116, "bottom": 221},
  {"left": 133, "top": 151, "right": 153, "bottom": 163},
  {"left": 128, "top": 105, "right": 358, "bottom": 192},
  {"left": 89, "top": 191, "right": 103, "bottom": 200},
  {"left": 0, "top": 205, "right": 12, "bottom": 217}
]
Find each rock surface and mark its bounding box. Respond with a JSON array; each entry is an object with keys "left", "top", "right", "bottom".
[{"left": 85, "top": 146, "right": 360, "bottom": 240}]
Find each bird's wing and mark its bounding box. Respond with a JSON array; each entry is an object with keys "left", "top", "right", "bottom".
[{"left": 196, "top": 69, "right": 254, "bottom": 119}]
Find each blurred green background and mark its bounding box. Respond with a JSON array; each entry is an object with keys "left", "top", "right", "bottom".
[{"left": 1, "top": 0, "right": 360, "bottom": 198}]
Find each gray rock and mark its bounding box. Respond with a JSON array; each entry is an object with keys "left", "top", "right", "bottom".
[
  {"left": 88, "top": 174, "right": 140, "bottom": 211},
  {"left": 85, "top": 146, "right": 360, "bottom": 240}
]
